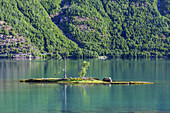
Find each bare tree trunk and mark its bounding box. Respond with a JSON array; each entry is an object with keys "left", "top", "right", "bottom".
[{"left": 64, "top": 56, "right": 67, "bottom": 78}]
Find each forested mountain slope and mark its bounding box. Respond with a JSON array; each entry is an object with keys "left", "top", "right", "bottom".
[
  {"left": 0, "top": 21, "right": 38, "bottom": 56},
  {"left": 0, "top": 0, "right": 79, "bottom": 58},
  {"left": 0, "top": 0, "right": 170, "bottom": 58}
]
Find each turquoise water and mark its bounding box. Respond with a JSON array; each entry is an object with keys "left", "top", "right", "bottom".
[{"left": 0, "top": 59, "right": 170, "bottom": 113}]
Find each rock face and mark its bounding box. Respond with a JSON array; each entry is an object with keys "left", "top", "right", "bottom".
[{"left": 103, "top": 77, "right": 112, "bottom": 82}]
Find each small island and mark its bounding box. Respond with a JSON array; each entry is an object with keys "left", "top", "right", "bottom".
[
  {"left": 20, "top": 60, "right": 154, "bottom": 85},
  {"left": 20, "top": 77, "right": 154, "bottom": 85}
]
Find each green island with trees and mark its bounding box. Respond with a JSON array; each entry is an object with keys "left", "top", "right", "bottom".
[
  {"left": 0, "top": 0, "right": 170, "bottom": 59},
  {"left": 20, "top": 61, "right": 154, "bottom": 85}
]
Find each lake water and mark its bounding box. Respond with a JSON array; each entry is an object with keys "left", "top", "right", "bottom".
[{"left": 0, "top": 58, "right": 170, "bottom": 113}]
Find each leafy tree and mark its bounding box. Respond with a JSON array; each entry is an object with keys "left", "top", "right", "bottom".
[
  {"left": 11, "top": 30, "right": 16, "bottom": 36},
  {"left": 4, "top": 29, "right": 9, "bottom": 36},
  {"left": 79, "top": 61, "right": 90, "bottom": 77}
]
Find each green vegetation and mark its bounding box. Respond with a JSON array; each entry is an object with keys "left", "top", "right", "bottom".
[
  {"left": 0, "top": 21, "right": 41, "bottom": 57},
  {"left": 20, "top": 77, "right": 154, "bottom": 84},
  {"left": 159, "top": 0, "right": 170, "bottom": 19},
  {"left": 1, "top": 0, "right": 170, "bottom": 58},
  {"left": 0, "top": 0, "right": 78, "bottom": 58},
  {"left": 56, "top": 0, "right": 170, "bottom": 58},
  {"left": 79, "top": 61, "right": 90, "bottom": 77},
  {"left": 40, "top": 0, "right": 62, "bottom": 15}
]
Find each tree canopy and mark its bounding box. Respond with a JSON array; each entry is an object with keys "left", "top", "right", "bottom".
[{"left": 79, "top": 61, "right": 90, "bottom": 77}]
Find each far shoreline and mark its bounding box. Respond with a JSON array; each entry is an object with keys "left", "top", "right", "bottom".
[{"left": 0, "top": 55, "right": 170, "bottom": 61}]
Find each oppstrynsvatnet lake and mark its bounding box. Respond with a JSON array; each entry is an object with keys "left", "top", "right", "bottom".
[{"left": 0, "top": 58, "right": 170, "bottom": 113}]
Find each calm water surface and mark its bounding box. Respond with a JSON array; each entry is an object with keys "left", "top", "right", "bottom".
[{"left": 0, "top": 59, "right": 170, "bottom": 113}]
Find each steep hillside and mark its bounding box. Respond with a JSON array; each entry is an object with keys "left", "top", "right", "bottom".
[
  {"left": 0, "top": 0, "right": 170, "bottom": 58},
  {"left": 0, "top": 21, "right": 39, "bottom": 57},
  {"left": 0, "top": 0, "right": 79, "bottom": 58},
  {"left": 53, "top": 0, "right": 170, "bottom": 58}
]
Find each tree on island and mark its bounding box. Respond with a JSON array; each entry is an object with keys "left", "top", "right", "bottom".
[
  {"left": 79, "top": 61, "right": 90, "bottom": 77},
  {"left": 64, "top": 56, "right": 67, "bottom": 79},
  {"left": 59, "top": 48, "right": 69, "bottom": 79},
  {"left": 55, "top": 56, "right": 67, "bottom": 79}
]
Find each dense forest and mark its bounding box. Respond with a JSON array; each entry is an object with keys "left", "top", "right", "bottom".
[{"left": 0, "top": 0, "right": 170, "bottom": 58}]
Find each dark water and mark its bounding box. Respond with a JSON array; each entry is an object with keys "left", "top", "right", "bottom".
[{"left": 0, "top": 59, "right": 170, "bottom": 113}]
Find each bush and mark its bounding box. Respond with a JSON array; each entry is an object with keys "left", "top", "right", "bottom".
[{"left": 4, "top": 29, "right": 9, "bottom": 36}]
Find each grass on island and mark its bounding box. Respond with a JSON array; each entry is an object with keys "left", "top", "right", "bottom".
[
  {"left": 20, "top": 77, "right": 104, "bottom": 83},
  {"left": 20, "top": 77, "right": 154, "bottom": 85}
]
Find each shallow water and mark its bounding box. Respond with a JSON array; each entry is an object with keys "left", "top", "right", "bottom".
[{"left": 0, "top": 59, "right": 170, "bottom": 113}]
